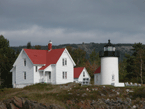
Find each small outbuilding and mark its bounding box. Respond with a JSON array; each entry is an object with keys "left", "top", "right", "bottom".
[
  {"left": 74, "top": 67, "right": 91, "bottom": 85},
  {"left": 94, "top": 66, "right": 101, "bottom": 85}
]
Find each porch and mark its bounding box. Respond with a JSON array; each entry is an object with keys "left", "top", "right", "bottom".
[{"left": 39, "top": 71, "right": 51, "bottom": 83}]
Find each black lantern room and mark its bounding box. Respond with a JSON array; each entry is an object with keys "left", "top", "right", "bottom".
[{"left": 99, "top": 40, "right": 120, "bottom": 57}]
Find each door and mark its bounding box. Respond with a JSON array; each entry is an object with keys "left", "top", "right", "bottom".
[{"left": 45, "top": 71, "right": 51, "bottom": 83}]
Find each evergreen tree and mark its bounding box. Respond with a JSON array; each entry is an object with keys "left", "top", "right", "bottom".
[
  {"left": 27, "top": 42, "right": 32, "bottom": 49},
  {"left": 66, "top": 46, "right": 87, "bottom": 67},
  {"left": 35, "top": 45, "right": 41, "bottom": 50},
  {"left": 134, "top": 48, "right": 145, "bottom": 84},
  {"left": 119, "top": 58, "right": 128, "bottom": 82},
  {"left": 0, "top": 35, "right": 16, "bottom": 88},
  {"left": 124, "top": 42, "right": 145, "bottom": 83}
]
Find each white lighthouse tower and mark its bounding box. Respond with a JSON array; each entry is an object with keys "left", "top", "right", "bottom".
[{"left": 94, "top": 39, "right": 124, "bottom": 87}]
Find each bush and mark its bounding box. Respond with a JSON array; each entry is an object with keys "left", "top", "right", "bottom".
[{"left": 130, "top": 87, "right": 145, "bottom": 99}]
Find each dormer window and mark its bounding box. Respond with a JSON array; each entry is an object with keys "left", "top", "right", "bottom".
[{"left": 24, "top": 59, "right": 26, "bottom": 66}]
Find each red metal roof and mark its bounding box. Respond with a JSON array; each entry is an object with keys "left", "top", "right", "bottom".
[
  {"left": 24, "top": 48, "right": 65, "bottom": 70},
  {"left": 24, "top": 49, "right": 47, "bottom": 64},
  {"left": 94, "top": 66, "right": 101, "bottom": 74},
  {"left": 74, "top": 67, "right": 85, "bottom": 78}
]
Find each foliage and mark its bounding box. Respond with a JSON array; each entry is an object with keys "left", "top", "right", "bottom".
[
  {"left": 34, "top": 45, "right": 41, "bottom": 49},
  {"left": 0, "top": 35, "right": 17, "bottom": 88},
  {"left": 119, "top": 58, "right": 128, "bottom": 82},
  {"left": 129, "top": 87, "right": 145, "bottom": 99},
  {"left": 27, "top": 42, "right": 32, "bottom": 49},
  {"left": 121, "top": 43, "right": 145, "bottom": 84},
  {"left": 66, "top": 46, "right": 87, "bottom": 67},
  {"left": 66, "top": 46, "right": 100, "bottom": 79}
]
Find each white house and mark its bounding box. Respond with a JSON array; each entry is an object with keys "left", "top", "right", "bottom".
[
  {"left": 10, "top": 41, "right": 77, "bottom": 88},
  {"left": 74, "top": 67, "right": 91, "bottom": 85},
  {"left": 94, "top": 40, "right": 124, "bottom": 87}
]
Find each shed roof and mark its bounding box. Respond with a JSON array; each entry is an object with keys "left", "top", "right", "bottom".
[
  {"left": 94, "top": 66, "right": 101, "bottom": 74},
  {"left": 74, "top": 67, "right": 85, "bottom": 78}
]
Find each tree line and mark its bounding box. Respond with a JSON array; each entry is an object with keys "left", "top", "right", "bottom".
[{"left": 0, "top": 35, "right": 145, "bottom": 88}]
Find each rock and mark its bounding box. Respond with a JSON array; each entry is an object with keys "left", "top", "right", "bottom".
[
  {"left": 82, "top": 93, "right": 87, "bottom": 97},
  {"left": 12, "top": 96, "right": 23, "bottom": 108},
  {"left": 3, "top": 98, "right": 12, "bottom": 109},
  {"left": 0, "top": 102, "right": 7, "bottom": 109},
  {"left": 101, "top": 93, "right": 105, "bottom": 96},
  {"left": 10, "top": 103, "right": 19, "bottom": 109},
  {"left": 116, "top": 92, "right": 120, "bottom": 95},
  {"left": 133, "top": 105, "right": 136, "bottom": 109},
  {"left": 1, "top": 96, "right": 65, "bottom": 109}
]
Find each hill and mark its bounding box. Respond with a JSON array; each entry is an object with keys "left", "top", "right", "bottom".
[{"left": 11, "top": 42, "right": 136, "bottom": 61}]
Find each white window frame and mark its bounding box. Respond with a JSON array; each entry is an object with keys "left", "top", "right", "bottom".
[
  {"left": 83, "top": 71, "right": 85, "bottom": 77},
  {"left": 62, "top": 58, "right": 67, "bottom": 66},
  {"left": 24, "top": 71, "right": 26, "bottom": 80},
  {"left": 24, "top": 59, "right": 26, "bottom": 66},
  {"left": 62, "top": 71, "right": 67, "bottom": 79}
]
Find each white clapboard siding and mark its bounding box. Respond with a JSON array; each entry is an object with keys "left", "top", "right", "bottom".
[
  {"left": 55, "top": 49, "right": 74, "bottom": 84},
  {"left": 34, "top": 65, "right": 43, "bottom": 84},
  {"left": 78, "top": 68, "right": 90, "bottom": 82},
  {"left": 51, "top": 65, "right": 56, "bottom": 84},
  {"left": 94, "top": 73, "right": 101, "bottom": 85},
  {"left": 15, "top": 50, "right": 34, "bottom": 87},
  {"left": 12, "top": 67, "right": 16, "bottom": 87}
]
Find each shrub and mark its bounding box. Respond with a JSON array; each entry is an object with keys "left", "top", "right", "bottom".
[{"left": 130, "top": 87, "right": 145, "bottom": 99}]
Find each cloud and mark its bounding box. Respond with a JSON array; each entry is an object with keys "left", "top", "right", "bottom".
[
  {"left": 0, "top": 0, "right": 145, "bottom": 46},
  {"left": 1, "top": 25, "right": 145, "bottom": 46}
]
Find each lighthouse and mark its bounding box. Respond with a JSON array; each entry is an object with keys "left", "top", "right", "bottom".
[{"left": 94, "top": 40, "right": 124, "bottom": 87}]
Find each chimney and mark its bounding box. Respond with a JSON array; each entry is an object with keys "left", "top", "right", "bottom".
[{"left": 48, "top": 40, "right": 52, "bottom": 51}]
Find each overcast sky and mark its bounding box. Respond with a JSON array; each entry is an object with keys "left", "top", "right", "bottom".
[{"left": 0, "top": 0, "right": 145, "bottom": 46}]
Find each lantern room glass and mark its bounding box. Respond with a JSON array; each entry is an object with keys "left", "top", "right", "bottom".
[{"left": 104, "top": 46, "right": 115, "bottom": 51}]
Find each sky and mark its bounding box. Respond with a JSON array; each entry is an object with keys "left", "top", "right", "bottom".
[{"left": 0, "top": 0, "right": 145, "bottom": 46}]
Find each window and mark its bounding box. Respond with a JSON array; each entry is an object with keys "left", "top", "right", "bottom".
[
  {"left": 24, "top": 71, "right": 26, "bottom": 79},
  {"left": 36, "top": 66, "right": 37, "bottom": 72},
  {"left": 82, "top": 78, "right": 90, "bottom": 85},
  {"left": 108, "top": 46, "right": 113, "bottom": 51},
  {"left": 62, "top": 59, "right": 64, "bottom": 66},
  {"left": 62, "top": 58, "right": 67, "bottom": 66},
  {"left": 83, "top": 72, "right": 85, "bottom": 77},
  {"left": 112, "top": 74, "right": 115, "bottom": 81},
  {"left": 49, "top": 72, "right": 51, "bottom": 79},
  {"left": 65, "top": 59, "right": 67, "bottom": 65},
  {"left": 62, "top": 71, "right": 67, "bottom": 79},
  {"left": 62, "top": 72, "right": 65, "bottom": 79},
  {"left": 65, "top": 72, "right": 67, "bottom": 79},
  {"left": 24, "top": 59, "right": 26, "bottom": 66}
]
